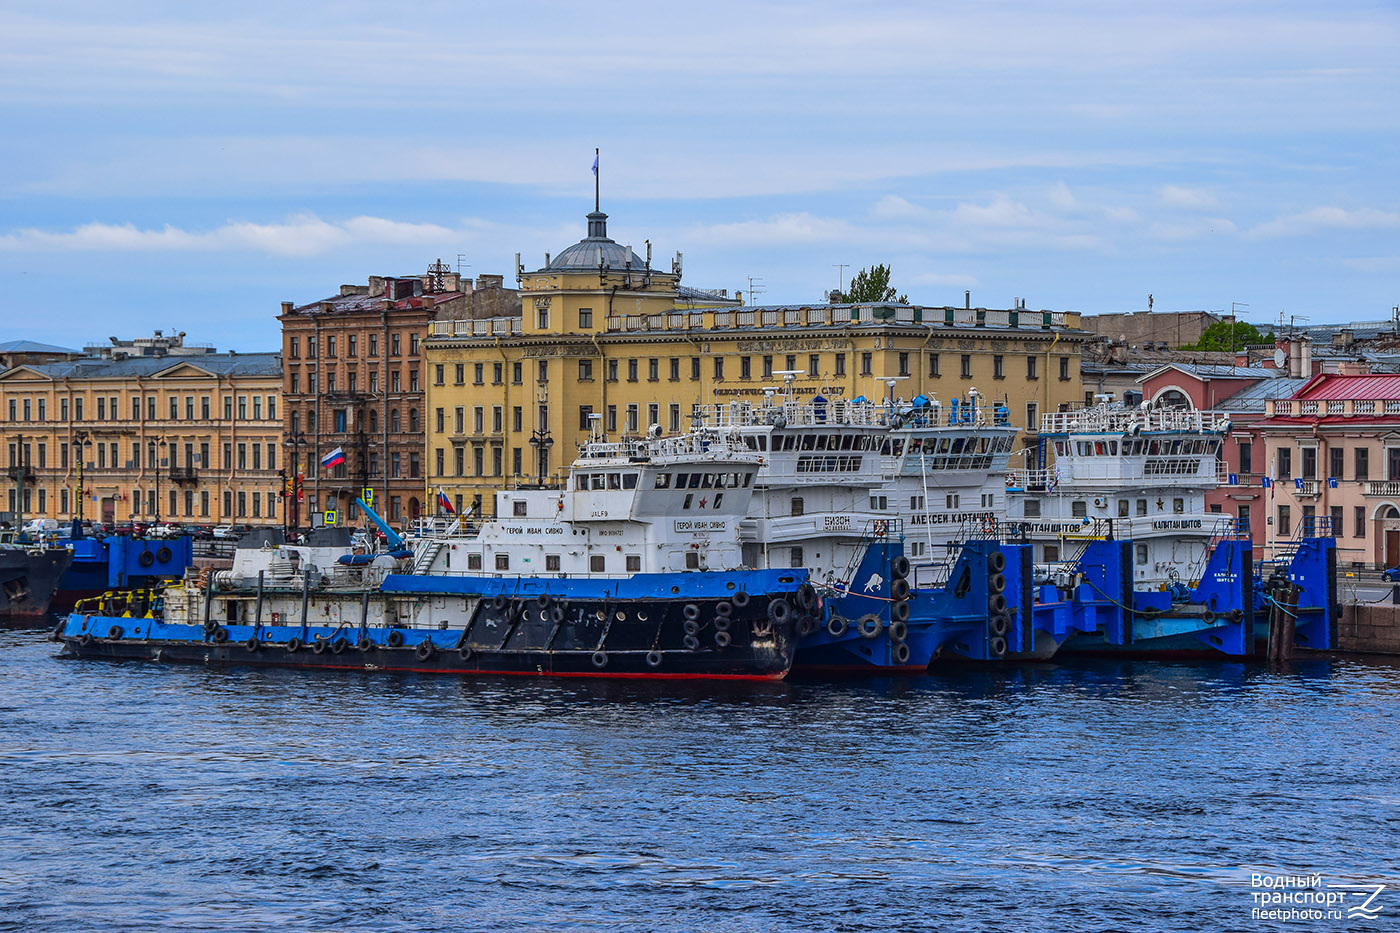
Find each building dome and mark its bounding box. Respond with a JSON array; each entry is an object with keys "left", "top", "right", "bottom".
[{"left": 542, "top": 211, "right": 647, "bottom": 272}]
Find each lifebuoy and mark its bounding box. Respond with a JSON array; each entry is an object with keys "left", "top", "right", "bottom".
[
  {"left": 386, "top": 630, "right": 404, "bottom": 648},
  {"left": 157, "top": 547, "right": 173, "bottom": 564},
  {"left": 646, "top": 650, "right": 663, "bottom": 668},
  {"left": 415, "top": 640, "right": 435, "bottom": 661},
  {"left": 683, "top": 603, "right": 700, "bottom": 621},
  {"left": 891, "top": 555, "right": 910, "bottom": 579},
  {"left": 857, "top": 614, "right": 882, "bottom": 639},
  {"left": 732, "top": 591, "right": 750, "bottom": 608},
  {"left": 682, "top": 634, "right": 700, "bottom": 651},
  {"left": 138, "top": 550, "right": 155, "bottom": 568},
  {"left": 767, "top": 598, "right": 791, "bottom": 624},
  {"left": 713, "top": 616, "right": 731, "bottom": 633},
  {"left": 826, "top": 615, "right": 849, "bottom": 637},
  {"left": 1005, "top": 473, "right": 1016, "bottom": 487},
  {"left": 211, "top": 626, "right": 229, "bottom": 644},
  {"left": 714, "top": 631, "right": 732, "bottom": 648},
  {"left": 988, "top": 551, "right": 1007, "bottom": 573},
  {"left": 891, "top": 601, "right": 910, "bottom": 623},
  {"left": 286, "top": 637, "right": 301, "bottom": 653},
  {"left": 244, "top": 636, "right": 259, "bottom": 652},
  {"left": 874, "top": 521, "right": 887, "bottom": 537},
  {"left": 591, "top": 650, "right": 607, "bottom": 669},
  {"left": 715, "top": 600, "right": 733, "bottom": 618},
  {"left": 888, "top": 619, "right": 908, "bottom": 643}
]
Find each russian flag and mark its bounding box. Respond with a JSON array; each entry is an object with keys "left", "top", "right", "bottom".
[
  {"left": 320, "top": 446, "right": 345, "bottom": 470},
  {"left": 437, "top": 489, "right": 455, "bottom": 514}
]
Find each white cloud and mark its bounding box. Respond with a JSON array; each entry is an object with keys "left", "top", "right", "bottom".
[
  {"left": 1148, "top": 216, "right": 1239, "bottom": 241},
  {"left": 1160, "top": 185, "right": 1218, "bottom": 209},
  {"left": 869, "top": 195, "right": 930, "bottom": 221},
  {"left": 1048, "top": 181, "right": 1078, "bottom": 211},
  {"left": 1342, "top": 256, "right": 1400, "bottom": 273},
  {"left": 1250, "top": 206, "right": 1400, "bottom": 238}
]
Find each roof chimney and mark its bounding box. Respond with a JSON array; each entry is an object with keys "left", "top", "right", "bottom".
[
  {"left": 280, "top": 301, "right": 294, "bottom": 315},
  {"left": 965, "top": 290, "right": 971, "bottom": 309}
]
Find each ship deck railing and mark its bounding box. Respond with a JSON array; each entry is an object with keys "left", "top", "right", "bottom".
[{"left": 1039, "top": 406, "right": 1230, "bottom": 436}]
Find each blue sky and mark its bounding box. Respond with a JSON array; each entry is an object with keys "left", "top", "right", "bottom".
[{"left": 1, "top": 0, "right": 1396, "bottom": 350}]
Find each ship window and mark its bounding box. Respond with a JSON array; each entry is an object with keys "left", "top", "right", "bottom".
[
  {"left": 1136, "top": 499, "right": 1148, "bottom": 516},
  {"left": 688, "top": 474, "right": 702, "bottom": 489},
  {"left": 655, "top": 473, "right": 671, "bottom": 489},
  {"left": 590, "top": 555, "right": 606, "bottom": 572},
  {"left": 800, "top": 435, "right": 815, "bottom": 451},
  {"left": 576, "top": 475, "right": 588, "bottom": 490},
  {"left": 701, "top": 474, "right": 713, "bottom": 488},
  {"left": 626, "top": 555, "right": 641, "bottom": 572},
  {"left": 1055, "top": 442, "right": 1065, "bottom": 456},
  {"left": 468, "top": 553, "right": 482, "bottom": 570},
  {"left": 1136, "top": 544, "right": 1149, "bottom": 565},
  {"left": 1024, "top": 500, "right": 1041, "bottom": 517},
  {"left": 790, "top": 547, "right": 804, "bottom": 568},
  {"left": 608, "top": 473, "right": 621, "bottom": 490},
  {"left": 1174, "top": 498, "right": 1185, "bottom": 513},
  {"left": 713, "top": 493, "right": 723, "bottom": 508},
  {"left": 675, "top": 473, "right": 687, "bottom": 488},
  {"left": 743, "top": 473, "right": 753, "bottom": 487},
  {"left": 683, "top": 494, "right": 693, "bottom": 509},
  {"left": 814, "top": 435, "right": 827, "bottom": 451},
  {"left": 1094, "top": 442, "right": 1106, "bottom": 455},
  {"left": 757, "top": 436, "right": 767, "bottom": 451},
  {"left": 685, "top": 552, "right": 700, "bottom": 570},
  {"left": 1043, "top": 545, "right": 1060, "bottom": 561},
  {"left": 1118, "top": 500, "right": 1130, "bottom": 517},
  {"left": 546, "top": 555, "right": 561, "bottom": 572},
  {"left": 1078, "top": 442, "right": 1091, "bottom": 455},
  {"left": 513, "top": 501, "right": 527, "bottom": 517},
  {"left": 623, "top": 474, "right": 637, "bottom": 489},
  {"left": 495, "top": 554, "right": 509, "bottom": 570},
  {"left": 591, "top": 474, "right": 605, "bottom": 490}
]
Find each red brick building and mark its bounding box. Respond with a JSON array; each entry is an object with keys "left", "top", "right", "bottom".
[{"left": 278, "top": 270, "right": 467, "bottom": 528}]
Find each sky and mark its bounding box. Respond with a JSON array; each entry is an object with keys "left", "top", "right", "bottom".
[{"left": 1, "top": 0, "right": 1397, "bottom": 351}]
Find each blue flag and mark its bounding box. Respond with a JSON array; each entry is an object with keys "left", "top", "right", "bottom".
[{"left": 592, "top": 154, "right": 598, "bottom": 176}]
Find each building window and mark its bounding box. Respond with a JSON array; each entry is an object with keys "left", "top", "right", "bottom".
[
  {"left": 391, "top": 453, "right": 401, "bottom": 478},
  {"left": 1355, "top": 505, "right": 1366, "bottom": 538},
  {"left": 435, "top": 364, "right": 444, "bottom": 386},
  {"left": 961, "top": 355, "right": 972, "bottom": 378},
  {"left": 1027, "top": 356, "right": 1038, "bottom": 380},
  {"left": 473, "top": 363, "right": 484, "bottom": 385},
  {"left": 669, "top": 358, "right": 680, "bottom": 381},
  {"left": 348, "top": 334, "right": 357, "bottom": 357},
  {"left": 579, "top": 359, "right": 594, "bottom": 381},
  {"left": 809, "top": 354, "right": 819, "bottom": 377},
  {"left": 289, "top": 336, "right": 300, "bottom": 358},
  {"left": 368, "top": 333, "right": 378, "bottom": 356},
  {"left": 327, "top": 335, "right": 337, "bottom": 357},
  {"left": 491, "top": 407, "right": 502, "bottom": 433},
  {"left": 1278, "top": 448, "right": 1291, "bottom": 479},
  {"left": 626, "top": 404, "right": 639, "bottom": 433},
  {"left": 993, "top": 355, "right": 1004, "bottom": 379},
  {"left": 512, "top": 362, "right": 522, "bottom": 384},
  {"left": 1301, "top": 447, "right": 1316, "bottom": 479},
  {"left": 455, "top": 363, "right": 465, "bottom": 385},
  {"left": 1059, "top": 356, "right": 1071, "bottom": 381},
  {"left": 648, "top": 359, "right": 658, "bottom": 381},
  {"left": 493, "top": 362, "right": 503, "bottom": 384},
  {"left": 607, "top": 405, "right": 617, "bottom": 432},
  {"left": 537, "top": 306, "right": 549, "bottom": 328},
  {"left": 713, "top": 358, "right": 724, "bottom": 381},
  {"left": 410, "top": 452, "right": 420, "bottom": 478},
  {"left": 1239, "top": 504, "right": 1251, "bottom": 532},
  {"left": 1278, "top": 505, "right": 1291, "bottom": 536},
  {"left": 579, "top": 308, "right": 593, "bottom": 328},
  {"left": 1240, "top": 442, "right": 1252, "bottom": 474},
  {"left": 391, "top": 333, "right": 401, "bottom": 357},
  {"left": 691, "top": 357, "right": 700, "bottom": 380},
  {"left": 1026, "top": 402, "right": 1038, "bottom": 432},
  {"left": 409, "top": 333, "right": 419, "bottom": 355},
  {"left": 627, "top": 359, "right": 638, "bottom": 382},
  {"left": 512, "top": 407, "right": 522, "bottom": 432},
  {"left": 860, "top": 352, "right": 872, "bottom": 376},
  {"left": 898, "top": 352, "right": 909, "bottom": 377},
  {"left": 741, "top": 357, "right": 751, "bottom": 380},
  {"left": 835, "top": 354, "right": 847, "bottom": 377},
  {"left": 669, "top": 404, "right": 680, "bottom": 432},
  {"left": 1356, "top": 448, "right": 1369, "bottom": 481}
]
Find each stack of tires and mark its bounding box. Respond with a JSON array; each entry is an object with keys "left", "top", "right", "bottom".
[
  {"left": 986, "top": 550, "right": 1011, "bottom": 657},
  {"left": 791, "top": 583, "right": 818, "bottom": 637},
  {"left": 889, "top": 554, "right": 912, "bottom": 665}
]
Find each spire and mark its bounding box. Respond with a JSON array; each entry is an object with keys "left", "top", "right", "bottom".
[{"left": 592, "top": 147, "right": 600, "bottom": 213}]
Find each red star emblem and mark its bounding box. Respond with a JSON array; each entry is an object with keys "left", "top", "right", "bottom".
[{"left": 698, "top": 498, "right": 707, "bottom": 508}]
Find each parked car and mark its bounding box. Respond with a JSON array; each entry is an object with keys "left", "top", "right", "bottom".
[
  {"left": 1383, "top": 566, "right": 1400, "bottom": 582},
  {"left": 148, "top": 523, "right": 180, "bottom": 538},
  {"left": 211, "top": 525, "right": 236, "bottom": 539},
  {"left": 23, "top": 518, "right": 59, "bottom": 535},
  {"left": 181, "top": 524, "right": 213, "bottom": 540}
]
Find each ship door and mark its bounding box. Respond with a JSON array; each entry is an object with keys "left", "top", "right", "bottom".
[{"left": 101, "top": 497, "right": 116, "bottom": 523}]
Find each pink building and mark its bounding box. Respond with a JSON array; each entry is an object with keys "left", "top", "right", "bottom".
[{"left": 1255, "top": 373, "right": 1400, "bottom": 568}]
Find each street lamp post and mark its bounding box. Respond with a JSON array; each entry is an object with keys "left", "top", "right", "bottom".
[
  {"left": 528, "top": 429, "right": 554, "bottom": 487},
  {"left": 74, "top": 431, "right": 92, "bottom": 522},
  {"left": 283, "top": 430, "right": 307, "bottom": 534},
  {"left": 154, "top": 438, "right": 167, "bottom": 524}
]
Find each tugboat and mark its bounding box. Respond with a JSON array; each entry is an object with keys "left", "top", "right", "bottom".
[
  {"left": 54, "top": 426, "right": 807, "bottom": 680},
  {"left": 0, "top": 528, "right": 73, "bottom": 626},
  {"left": 51, "top": 520, "right": 193, "bottom": 611}
]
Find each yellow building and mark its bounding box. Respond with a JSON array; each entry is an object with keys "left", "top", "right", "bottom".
[
  {"left": 424, "top": 209, "right": 1088, "bottom": 515},
  {"left": 0, "top": 333, "right": 283, "bottom": 526}
]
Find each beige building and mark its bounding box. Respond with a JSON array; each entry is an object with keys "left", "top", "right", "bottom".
[
  {"left": 423, "top": 208, "right": 1089, "bottom": 515},
  {"left": 0, "top": 332, "right": 282, "bottom": 526}
]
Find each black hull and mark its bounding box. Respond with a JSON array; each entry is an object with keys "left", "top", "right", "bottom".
[
  {"left": 0, "top": 548, "right": 73, "bottom": 625},
  {"left": 58, "top": 638, "right": 791, "bottom": 680}
]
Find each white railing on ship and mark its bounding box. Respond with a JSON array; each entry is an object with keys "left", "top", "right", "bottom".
[
  {"left": 1039, "top": 407, "right": 1230, "bottom": 435},
  {"left": 696, "top": 399, "right": 892, "bottom": 429}
]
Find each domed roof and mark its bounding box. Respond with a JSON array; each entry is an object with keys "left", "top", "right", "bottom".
[{"left": 541, "top": 211, "right": 648, "bottom": 273}]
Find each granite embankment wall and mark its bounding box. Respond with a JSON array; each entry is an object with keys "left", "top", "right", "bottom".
[{"left": 1337, "top": 604, "right": 1400, "bottom": 655}]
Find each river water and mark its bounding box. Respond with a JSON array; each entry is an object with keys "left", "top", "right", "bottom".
[{"left": 2, "top": 630, "right": 1397, "bottom": 932}]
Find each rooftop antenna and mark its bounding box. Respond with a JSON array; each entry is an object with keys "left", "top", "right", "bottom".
[
  {"left": 833, "top": 263, "right": 849, "bottom": 298},
  {"left": 747, "top": 276, "right": 765, "bottom": 306},
  {"left": 456, "top": 253, "right": 471, "bottom": 276},
  {"left": 1229, "top": 301, "right": 1249, "bottom": 353},
  {"left": 425, "top": 258, "right": 451, "bottom": 293}
]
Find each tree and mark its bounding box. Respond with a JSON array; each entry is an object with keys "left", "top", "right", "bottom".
[
  {"left": 841, "top": 264, "right": 908, "bottom": 304},
  {"left": 1179, "top": 320, "right": 1274, "bottom": 351}
]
